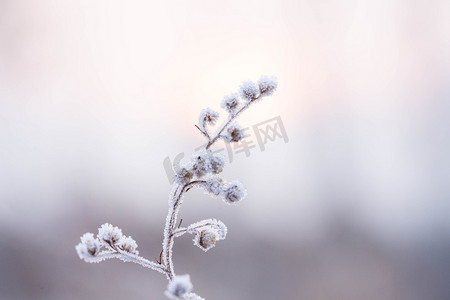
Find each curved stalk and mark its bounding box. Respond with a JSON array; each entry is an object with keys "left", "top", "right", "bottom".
[{"left": 161, "top": 181, "right": 206, "bottom": 279}]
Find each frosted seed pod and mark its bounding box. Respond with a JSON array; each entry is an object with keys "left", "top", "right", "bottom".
[
  {"left": 222, "top": 123, "right": 245, "bottom": 143},
  {"left": 98, "top": 223, "right": 123, "bottom": 247},
  {"left": 190, "top": 150, "right": 211, "bottom": 178},
  {"left": 117, "top": 236, "right": 139, "bottom": 255},
  {"left": 208, "top": 154, "right": 225, "bottom": 174},
  {"left": 193, "top": 229, "right": 218, "bottom": 252},
  {"left": 76, "top": 232, "right": 101, "bottom": 261},
  {"left": 165, "top": 274, "right": 193, "bottom": 299},
  {"left": 187, "top": 219, "right": 227, "bottom": 240},
  {"left": 221, "top": 93, "right": 240, "bottom": 114},
  {"left": 257, "top": 75, "right": 278, "bottom": 96},
  {"left": 222, "top": 180, "right": 246, "bottom": 204},
  {"left": 175, "top": 167, "right": 194, "bottom": 185},
  {"left": 239, "top": 80, "right": 259, "bottom": 101},
  {"left": 199, "top": 108, "right": 219, "bottom": 128},
  {"left": 205, "top": 177, "right": 224, "bottom": 196}
]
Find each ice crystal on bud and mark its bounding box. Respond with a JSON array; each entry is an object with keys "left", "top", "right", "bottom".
[
  {"left": 175, "top": 167, "right": 193, "bottom": 185},
  {"left": 257, "top": 75, "right": 278, "bottom": 96},
  {"left": 188, "top": 218, "right": 227, "bottom": 240},
  {"left": 190, "top": 150, "right": 225, "bottom": 177},
  {"left": 187, "top": 219, "right": 227, "bottom": 252},
  {"left": 240, "top": 80, "right": 259, "bottom": 101},
  {"left": 199, "top": 108, "right": 219, "bottom": 128},
  {"left": 98, "top": 223, "right": 123, "bottom": 248},
  {"left": 165, "top": 274, "right": 193, "bottom": 299},
  {"left": 118, "top": 236, "right": 139, "bottom": 255},
  {"left": 191, "top": 150, "right": 211, "bottom": 178},
  {"left": 208, "top": 153, "right": 225, "bottom": 174},
  {"left": 205, "top": 177, "right": 224, "bottom": 196},
  {"left": 223, "top": 123, "right": 246, "bottom": 143},
  {"left": 221, "top": 93, "right": 240, "bottom": 114},
  {"left": 222, "top": 180, "right": 246, "bottom": 204},
  {"left": 189, "top": 218, "right": 227, "bottom": 252},
  {"left": 75, "top": 243, "right": 91, "bottom": 261},
  {"left": 193, "top": 229, "right": 219, "bottom": 252},
  {"left": 76, "top": 233, "right": 101, "bottom": 261}
]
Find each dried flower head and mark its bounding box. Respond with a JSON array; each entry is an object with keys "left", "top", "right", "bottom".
[
  {"left": 199, "top": 108, "right": 219, "bottom": 127},
  {"left": 174, "top": 167, "right": 194, "bottom": 185},
  {"left": 257, "top": 75, "right": 278, "bottom": 96},
  {"left": 222, "top": 180, "right": 246, "bottom": 204},
  {"left": 208, "top": 153, "right": 225, "bottom": 174},
  {"left": 190, "top": 150, "right": 211, "bottom": 178},
  {"left": 76, "top": 233, "right": 101, "bottom": 261},
  {"left": 221, "top": 93, "right": 240, "bottom": 114},
  {"left": 193, "top": 229, "right": 219, "bottom": 252},
  {"left": 239, "top": 80, "right": 259, "bottom": 101},
  {"left": 165, "top": 274, "right": 193, "bottom": 299},
  {"left": 187, "top": 218, "right": 227, "bottom": 240},
  {"left": 117, "top": 236, "right": 139, "bottom": 255},
  {"left": 190, "top": 150, "right": 225, "bottom": 178},
  {"left": 222, "top": 123, "right": 246, "bottom": 143},
  {"left": 214, "top": 221, "right": 227, "bottom": 240},
  {"left": 205, "top": 177, "right": 224, "bottom": 196},
  {"left": 98, "top": 223, "right": 123, "bottom": 248}
]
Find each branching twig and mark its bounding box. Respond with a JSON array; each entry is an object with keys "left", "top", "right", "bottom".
[{"left": 75, "top": 76, "right": 278, "bottom": 299}]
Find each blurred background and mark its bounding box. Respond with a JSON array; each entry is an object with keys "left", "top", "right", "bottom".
[{"left": 0, "top": 0, "right": 449, "bottom": 299}]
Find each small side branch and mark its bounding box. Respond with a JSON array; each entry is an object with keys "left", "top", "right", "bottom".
[
  {"left": 155, "top": 250, "right": 163, "bottom": 264},
  {"left": 84, "top": 251, "right": 168, "bottom": 274},
  {"left": 205, "top": 98, "right": 258, "bottom": 149},
  {"left": 195, "top": 124, "right": 210, "bottom": 140}
]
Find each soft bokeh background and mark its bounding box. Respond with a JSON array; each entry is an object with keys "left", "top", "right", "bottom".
[{"left": 1, "top": 0, "right": 449, "bottom": 299}]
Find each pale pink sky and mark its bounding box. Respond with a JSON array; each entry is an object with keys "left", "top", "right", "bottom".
[{"left": 0, "top": 0, "right": 449, "bottom": 244}]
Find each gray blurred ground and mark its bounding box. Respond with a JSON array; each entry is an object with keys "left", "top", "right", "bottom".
[{"left": 1, "top": 191, "right": 449, "bottom": 300}]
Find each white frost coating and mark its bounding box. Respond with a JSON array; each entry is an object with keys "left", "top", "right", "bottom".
[
  {"left": 193, "top": 229, "right": 219, "bottom": 252},
  {"left": 190, "top": 149, "right": 211, "bottom": 178},
  {"left": 221, "top": 93, "right": 240, "bottom": 114},
  {"left": 239, "top": 80, "right": 259, "bottom": 101},
  {"left": 205, "top": 177, "right": 224, "bottom": 196},
  {"left": 208, "top": 153, "right": 225, "bottom": 174},
  {"left": 75, "top": 76, "right": 279, "bottom": 299},
  {"left": 80, "top": 250, "right": 166, "bottom": 273},
  {"left": 76, "top": 228, "right": 165, "bottom": 273},
  {"left": 76, "top": 233, "right": 101, "bottom": 261},
  {"left": 187, "top": 218, "right": 227, "bottom": 240},
  {"left": 222, "top": 123, "right": 246, "bottom": 143},
  {"left": 189, "top": 219, "right": 227, "bottom": 252},
  {"left": 118, "top": 236, "right": 139, "bottom": 255},
  {"left": 257, "top": 75, "right": 278, "bottom": 96},
  {"left": 198, "top": 108, "right": 219, "bottom": 130},
  {"left": 183, "top": 293, "right": 205, "bottom": 300},
  {"left": 190, "top": 150, "right": 225, "bottom": 177},
  {"left": 165, "top": 274, "right": 193, "bottom": 299},
  {"left": 98, "top": 223, "right": 123, "bottom": 247},
  {"left": 175, "top": 167, "right": 194, "bottom": 185},
  {"left": 222, "top": 180, "right": 246, "bottom": 204}
]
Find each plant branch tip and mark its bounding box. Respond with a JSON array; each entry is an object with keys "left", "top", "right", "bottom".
[{"left": 75, "top": 75, "right": 278, "bottom": 299}]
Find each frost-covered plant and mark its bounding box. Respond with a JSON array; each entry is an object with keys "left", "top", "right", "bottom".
[{"left": 75, "top": 76, "right": 278, "bottom": 299}]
